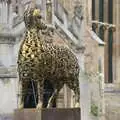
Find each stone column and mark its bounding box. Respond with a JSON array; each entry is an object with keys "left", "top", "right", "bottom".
[
  {"left": 0, "top": 1, "right": 7, "bottom": 25},
  {"left": 41, "top": 0, "right": 46, "bottom": 20},
  {"left": 104, "top": 27, "right": 109, "bottom": 83},
  {"left": 114, "top": 0, "right": 120, "bottom": 87},
  {"left": 18, "top": 3, "right": 24, "bottom": 17},
  {"left": 46, "top": 0, "right": 52, "bottom": 24},
  {"left": 8, "top": 3, "right": 13, "bottom": 29},
  {"left": 75, "top": 46, "right": 91, "bottom": 120},
  {"left": 80, "top": 71, "right": 90, "bottom": 120},
  {"left": 4, "top": 2, "right": 8, "bottom": 24},
  {"left": 98, "top": 53, "right": 105, "bottom": 120},
  {"left": 0, "top": 2, "right": 2, "bottom": 24},
  {"left": 77, "top": 1, "right": 91, "bottom": 119}
]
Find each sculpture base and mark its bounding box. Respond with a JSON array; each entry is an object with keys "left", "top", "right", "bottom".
[{"left": 14, "top": 108, "right": 80, "bottom": 120}]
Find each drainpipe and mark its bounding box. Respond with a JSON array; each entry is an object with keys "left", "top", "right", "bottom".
[
  {"left": 92, "top": 0, "right": 96, "bottom": 32},
  {"left": 99, "top": 0, "right": 104, "bottom": 41},
  {"left": 108, "top": 0, "right": 113, "bottom": 83}
]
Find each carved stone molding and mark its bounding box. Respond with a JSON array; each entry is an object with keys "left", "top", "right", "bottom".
[{"left": 0, "top": 65, "right": 17, "bottom": 78}]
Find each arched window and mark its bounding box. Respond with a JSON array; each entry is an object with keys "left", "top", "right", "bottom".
[{"left": 92, "top": 0, "right": 114, "bottom": 83}]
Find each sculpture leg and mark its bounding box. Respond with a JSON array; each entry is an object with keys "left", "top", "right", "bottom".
[
  {"left": 67, "top": 79, "right": 80, "bottom": 108},
  {"left": 47, "top": 85, "right": 62, "bottom": 108},
  {"left": 36, "top": 81, "right": 44, "bottom": 109},
  {"left": 18, "top": 81, "right": 24, "bottom": 109},
  {"left": 74, "top": 87, "right": 80, "bottom": 108},
  {"left": 47, "top": 89, "right": 58, "bottom": 108}
]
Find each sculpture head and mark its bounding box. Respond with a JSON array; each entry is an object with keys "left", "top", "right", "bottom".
[{"left": 24, "top": 7, "right": 43, "bottom": 29}]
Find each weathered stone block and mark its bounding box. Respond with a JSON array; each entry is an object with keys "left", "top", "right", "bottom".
[{"left": 14, "top": 108, "right": 80, "bottom": 120}]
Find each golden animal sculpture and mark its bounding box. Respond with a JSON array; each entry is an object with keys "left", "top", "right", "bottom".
[{"left": 17, "top": 7, "right": 80, "bottom": 109}]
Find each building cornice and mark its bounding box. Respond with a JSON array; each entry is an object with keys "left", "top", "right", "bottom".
[
  {"left": 0, "top": 22, "right": 25, "bottom": 38},
  {"left": 0, "top": 65, "right": 17, "bottom": 78},
  {"left": 87, "top": 28, "right": 105, "bottom": 46},
  {"left": 0, "top": 74, "right": 17, "bottom": 78}
]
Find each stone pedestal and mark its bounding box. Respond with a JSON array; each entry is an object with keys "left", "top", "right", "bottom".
[{"left": 14, "top": 108, "right": 80, "bottom": 120}]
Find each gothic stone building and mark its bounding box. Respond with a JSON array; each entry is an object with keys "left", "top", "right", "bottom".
[
  {"left": 0, "top": 0, "right": 105, "bottom": 120},
  {"left": 92, "top": 0, "right": 120, "bottom": 120}
]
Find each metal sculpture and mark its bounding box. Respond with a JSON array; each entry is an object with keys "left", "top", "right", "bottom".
[{"left": 17, "top": 7, "right": 80, "bottom": 109}]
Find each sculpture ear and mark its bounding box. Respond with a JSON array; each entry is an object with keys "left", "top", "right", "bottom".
[
  {"left": 25, "top": 5, "right": 29, "bottom": 11},
  {"left": 24, "top": 4, "right": 31, "bottom": 12}
]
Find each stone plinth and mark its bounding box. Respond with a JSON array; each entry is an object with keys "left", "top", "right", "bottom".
[{"left": 14, "top": 108, "right": 80, "bottom": 120}]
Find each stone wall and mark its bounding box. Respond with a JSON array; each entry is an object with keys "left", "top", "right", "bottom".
[
  {"left": 84, "top": 28, "right": 105, "bottom": 120},
  {"left": 92, "top": 0, "right": 120, "bottom": 120},
  {"left": 0, "top": 35, "right": 22, "bottom": 114},
  {"left": 0, "top": 0, "right": 24, "bottom": 112},
  {"left": 0, "top": 78, "right": 18, "bottom": 114},
  {"left": 104, "top": 90, "right": 120, "bottom": 120}
]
